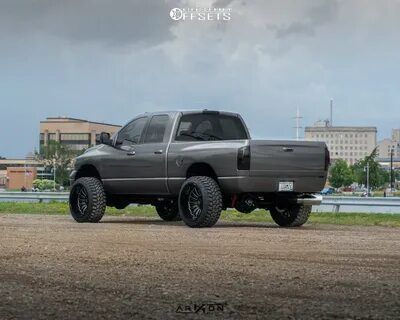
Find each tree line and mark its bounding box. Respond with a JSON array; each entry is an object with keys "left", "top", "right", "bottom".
[
  {"left": 329, "top": 147, "right": 399, "bottom": 189},
  {"left": 35, "top": 141, "right": 88, "bottom": 187}
]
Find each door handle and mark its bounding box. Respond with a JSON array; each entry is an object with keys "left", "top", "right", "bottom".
[
  {"left": 282, "top": 147, "right": 294, "bottom": 152},
  {"left": 127, "top": 150, "right": 136, "bottom": 156},
  {"left": 154, "top": 150, "right": 163, "bottom": 154}
]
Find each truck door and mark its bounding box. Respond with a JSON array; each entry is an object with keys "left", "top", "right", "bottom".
[
  {"left": 101, "top": 116, "right": 149, "bottom": 194},
  {"left": 102, "top": 114, "right": 171, "bottom": 195},
  {"left": 131, "top": 114, "right": 171, "bottom": 194}
]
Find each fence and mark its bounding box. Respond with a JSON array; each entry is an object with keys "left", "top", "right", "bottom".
[
  {"left": 0, "top": 192, "right": 68, "bottom": 202},
  {"left": 321, "top": 196, "right": 400, "bottom": 213},
  {"left": 1, "top": 192, "right": 400, "bottom": 213}
]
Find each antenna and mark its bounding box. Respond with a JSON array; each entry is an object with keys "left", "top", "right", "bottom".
[
  {"left": 293, "top": 107, "right": 303, "bottom": 140},
  {"left": 330, "top": 99, "right": 333, "bottom": 127}
]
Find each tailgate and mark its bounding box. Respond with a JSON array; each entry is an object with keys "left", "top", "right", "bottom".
[{"left": 249, "top": 140, "right": 327, "bottom": 176}]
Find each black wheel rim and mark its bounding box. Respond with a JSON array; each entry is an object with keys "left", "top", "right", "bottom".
[
  {"left": 188, "top": 184, "right": 202, "bottom": 219},
  {"left": 181, "top": 183, "right": 203, "bottom": 220},
  {"left": 71, "top": 184, "right": 89, "bottom": 216}
]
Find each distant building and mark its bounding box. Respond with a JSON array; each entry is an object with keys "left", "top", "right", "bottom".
[
  {"left": 304, "top": 121, "right": 377, "bottom": 165},
  {"left": 40, "top": 117, "right": 121, "bottom": 152},
  {"left": 377, "top": 139, "right": 400, "bottom": 158},
  {"left": 377, "top": 129, "right": 400, "bottom": 159},
  {"left": 0, "top": 159, "right": 42, "bottom": 189},
  {"left": 5, "top": 167, "right": 37, "bottom": 190},
  {"left": 0, "top": 118, "right": 122, "bottom": 189},
  {"left": 392, "top": 128, "right": 400, "bottom": 142},
  {"left": 377, "top": 157, "right": 400, "bottom": 170}
]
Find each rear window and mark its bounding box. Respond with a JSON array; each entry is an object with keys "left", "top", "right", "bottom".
[{"left": 175, "top": 113, "right": 248, "bottom": 141}]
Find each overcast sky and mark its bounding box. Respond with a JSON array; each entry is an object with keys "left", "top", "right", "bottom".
[{"left": 0, "top": 0, "right": 399, "bottom": 158}]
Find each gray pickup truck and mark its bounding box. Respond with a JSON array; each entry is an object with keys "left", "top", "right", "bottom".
[{"left": 69, "top": 110, "right": 329, "bottom": 228}]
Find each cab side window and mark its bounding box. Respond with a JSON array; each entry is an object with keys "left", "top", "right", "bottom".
[
  {"left": 143, "top": 115, "right": 169, "bottom": 143},
  {"left": 116, "top": 117, "right": 147, "bottom": 147}
]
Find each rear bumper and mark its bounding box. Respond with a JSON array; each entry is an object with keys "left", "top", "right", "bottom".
[
  {"left": 296, "top": 194, "right": 322, "bottom": 206},
  {"left": 218, "top": 174, "right": 327, "bottom": 195}
]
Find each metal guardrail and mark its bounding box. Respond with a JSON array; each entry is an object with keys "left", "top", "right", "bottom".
[
  {"left": 1, "top": 192, "right": 400, "bottom": 213},
  {"left": 322, "top": 196, "right": 400, "bottom": 212},
  {"left": 0, "top": 192, "right": 69, "bottom": 202}
]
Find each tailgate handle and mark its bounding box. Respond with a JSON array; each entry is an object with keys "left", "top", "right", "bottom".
[{"left": 282, "top": 147, "right": 294, "bottom": 152}]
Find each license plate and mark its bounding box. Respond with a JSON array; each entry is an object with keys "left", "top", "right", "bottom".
[{"left": 279, "top": 181, "right": 294, "bottom": 192}]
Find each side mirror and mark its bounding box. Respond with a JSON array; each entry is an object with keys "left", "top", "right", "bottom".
[{"left": 96, "top": 132, "right": 111, "bottom": 145}]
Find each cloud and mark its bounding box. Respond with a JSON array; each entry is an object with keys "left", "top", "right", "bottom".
[
  {"left": 274, "top": 0, "right": 339, "bottom": 38},
  {"left": 0, "top": 0, "right": 178, "bottom": 47},
  {"left": 1, "top": 0, "right": 400, "bottom": 157},
  {"left": 213, "top": 0, "right": 235, "bottom": 7}
]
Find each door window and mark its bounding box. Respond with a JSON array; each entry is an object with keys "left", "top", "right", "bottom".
[
  {"left": 116, "top": 117, "right": 147, "bottom": 147},
  {"left": 143, "top": 115, "right": 169, "bottom": 143}
]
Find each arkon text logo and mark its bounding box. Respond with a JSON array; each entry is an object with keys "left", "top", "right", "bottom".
[
  {"left": 169, "top": 8, "right": 231, "bottom": 21},
  {"left": 176, "top": 303, "right": 225, "bottom": 314}
]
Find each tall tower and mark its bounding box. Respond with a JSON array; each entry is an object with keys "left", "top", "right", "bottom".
[
  {"left": 330, "top": 99, "right": 333, "bottom": 127},
  {"left": 293, "top": 107, "right": 303, "bottom": 140}
]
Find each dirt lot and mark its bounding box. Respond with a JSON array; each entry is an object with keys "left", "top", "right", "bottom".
[{"left": 0, "top": 214, "right": 399, "bottom": 319}]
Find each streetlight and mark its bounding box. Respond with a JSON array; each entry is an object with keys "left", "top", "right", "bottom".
[
  {"left": 53, "top": 158, "right": 56, "bottom": 191},
  {"left": 364, "top": 162, "right": 370, "bottom": 197},
  {"left": 390, "top": 146, "right": 394, "bottom": 192}
]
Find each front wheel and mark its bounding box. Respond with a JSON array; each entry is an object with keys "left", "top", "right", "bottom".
[
  {"left": 269, "top": 205, "right": 311, "bottom": 227},
  {"left": 178, "top": 176, "right": 222, "bottom": 228},
  {"left": 69, "top": 177, "right": 106, "bottom": 223}
]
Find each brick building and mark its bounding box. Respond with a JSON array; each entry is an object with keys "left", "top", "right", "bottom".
[{"left": 40, "top": 117, "right": 121, "bottom": 152}]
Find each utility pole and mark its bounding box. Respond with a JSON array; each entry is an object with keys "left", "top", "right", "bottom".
[
  {"left": 24, "top": 159, "right": 27, "bottom": 189},
  {"left": 390, "top": 147, "right": 394, "bottom": 192},
  {"left": 330, "top": 99, "right": 333, "bottom": 127},
  {"left": 364, "top": 162, "right": 370, "bottom": 197},
  {"left": 53, "top": 158, "right": 56, "bottom": 191},
  {"left": 366, "top": 162, "right": 370, "bottom": 197}
]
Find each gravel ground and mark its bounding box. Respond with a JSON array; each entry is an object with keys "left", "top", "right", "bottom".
[{"left": 0, "top": 214, "right": 399, "bottom": 320}]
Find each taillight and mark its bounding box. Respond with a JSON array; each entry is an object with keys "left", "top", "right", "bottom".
[
  {"left": 237, "top": 145, "right": 251, "bottom": 170},
  {"left": 325, "top": 147, "right": 330, "bottom": 170}
]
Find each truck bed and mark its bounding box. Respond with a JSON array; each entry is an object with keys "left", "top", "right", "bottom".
[{"left": 219, "top": 140, "right": 328, "bottom": 194}]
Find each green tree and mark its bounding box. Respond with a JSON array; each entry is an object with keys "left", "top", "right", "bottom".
[
  {"left": 35, "top": 141, "right": 75, "bottom": 187},
  {"left": 351, "top": 147, "right": 388, "bottom": 189},
  {"left": 33, "top": 179, "right": 57, "bottom": 191},
  {"left": 329, "top": 159, "right": 353, "bottom": 188}
]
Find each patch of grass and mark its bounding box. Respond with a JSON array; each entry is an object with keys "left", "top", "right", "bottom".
[
  {"left": 0, "top": 202, "right": 70, "bottom": 215},
  {"left": 0, "top": 202, "right": 399, "bottom": 227},
  {"left": 220, "top": 209, "right": 273, "bottom": 223},
  {"left": 0, "top": 202, "right": 156, "bottom": 217},
  {"left": 109, "top": 205, "right": 157, "bottom": 217},
  {"left": 219, "top": 209, "right": 400, "bottom": 227},
  {"left": 309, "top": 212, "right": 400, "bottom": 227}
]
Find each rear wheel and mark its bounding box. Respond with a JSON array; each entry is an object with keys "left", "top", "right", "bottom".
[
  {"left": 269, "top": 204, "right": 311, "bottom": 227},
  {"left": 69, "top": 177, "right": 106, "bottom": 223},
  {"left": 178, "top": 176, "right": 222, "bottom": 228},
  {"left": 155, "top": 200, "right": 181, "bottom": 221}
]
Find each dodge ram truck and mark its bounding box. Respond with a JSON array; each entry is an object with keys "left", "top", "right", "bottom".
[{"left": 69, "top": 110, "right": 330, "bottom": 228}]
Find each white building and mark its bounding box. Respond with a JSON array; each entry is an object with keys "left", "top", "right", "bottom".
[
  {"left": 304, "top": 121, "right": 377, "bottom": 165},
  {"left": 377, "top": 129, "right": 400, "bottom": 159},
  {"left": 392, "top": 128, "right": 400, "bottom": 142}
]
